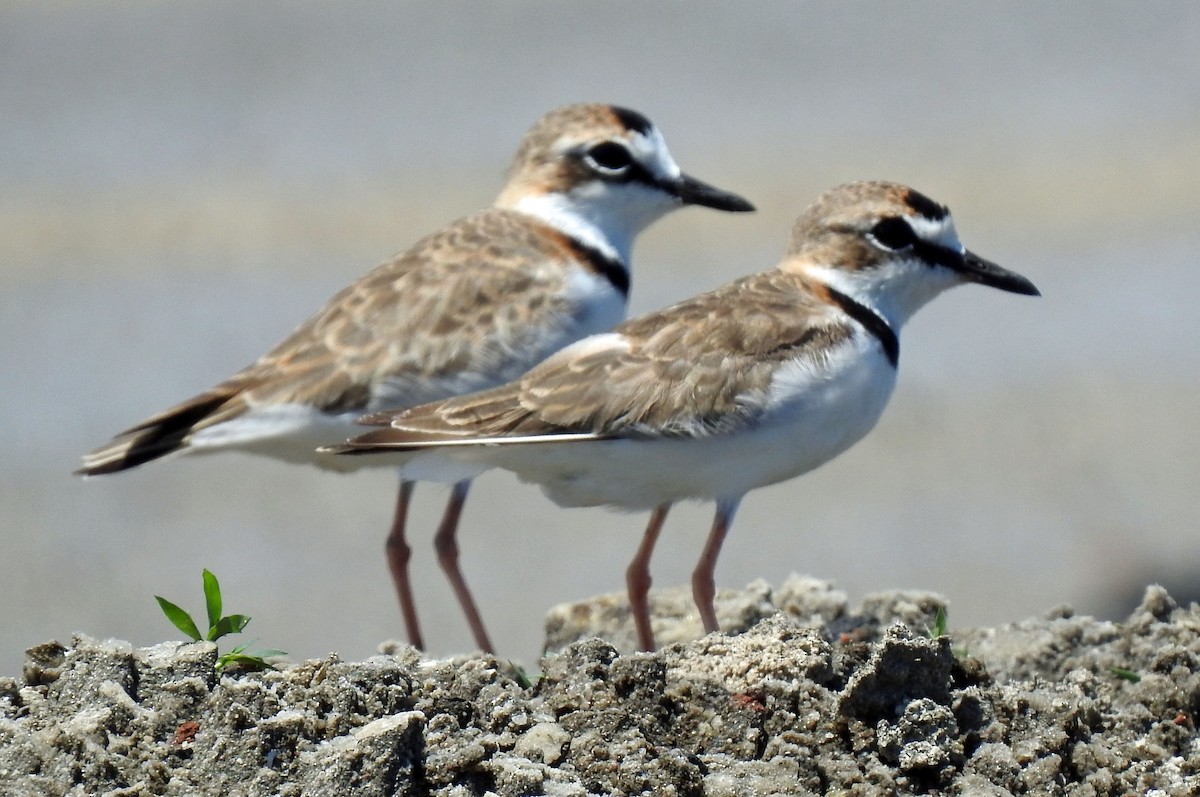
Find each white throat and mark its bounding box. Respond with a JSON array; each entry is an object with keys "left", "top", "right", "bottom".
[
  {"left": 511, "top": 181, "right": 679, "bottom": 266},
  {"left": 803, "top": 258, "right": 962, "bottom": 330},
  {"left": 510, "top": 193, "right": 625, "bottom": 262}
]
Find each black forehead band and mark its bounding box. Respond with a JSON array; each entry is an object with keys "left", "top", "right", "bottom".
[
  {"left": 903, "top": 190, "right": 948, "bottom": 221},
  {"left": 610, "top": 106, "right": 654, "bottom": 137}
]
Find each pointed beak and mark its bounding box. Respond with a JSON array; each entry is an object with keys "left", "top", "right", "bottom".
[
  {"left": 663, "top": 173, "right": 755, "bottom": 212},
  {"left": 959, "top": 250, "right": 1040, "bottom": 296}
]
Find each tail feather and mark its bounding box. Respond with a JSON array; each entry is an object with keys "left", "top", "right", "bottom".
[{"left": 76, "top": 391, "right": 235, "bottom": 476}]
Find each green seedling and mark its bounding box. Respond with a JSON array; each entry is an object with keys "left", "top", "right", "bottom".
[
  {"left": 508, "top": 661, "right": 535, "bottom": 690},
  {"left": 922, "top": 606, "right": 971, "bottom": 658},
  {"left": 156, "top": 569, "right": 285, "bottom": 672},
  {"left": 924, "top": 606, "right": 949, "bottom": 639},
  {"left": 1110, "top": 666, "right": 1141, "bottom": 683}
]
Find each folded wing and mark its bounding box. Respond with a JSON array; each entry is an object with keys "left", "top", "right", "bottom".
[
  {"left": 337, "top": 268, "right": 853, "bottom": 453},
  {"left": 79, "top": 210, "right": 603, "bottom": 474}
]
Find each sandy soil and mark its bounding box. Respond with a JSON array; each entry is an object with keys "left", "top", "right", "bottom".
[{"left": 2, "top": 577, "right": 1198, "bottom": 796}]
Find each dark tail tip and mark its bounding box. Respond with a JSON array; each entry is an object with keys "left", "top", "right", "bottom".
[{"left": 76, "top": 392, "right": 233, "bottom": 477}]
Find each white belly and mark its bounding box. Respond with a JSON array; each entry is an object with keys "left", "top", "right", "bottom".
[
  {"left": 184, "top": 405, "right": 388, "bottom": 473},
  {"left": 488, "top": 339, "right": 898, "bottom": 509}
]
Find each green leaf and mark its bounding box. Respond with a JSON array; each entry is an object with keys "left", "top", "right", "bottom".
[
  {"left": 924, "top": 606, "right": 949, "bottom": 639},
  {"left": 215, "top": 650, "right": 278, "bottom": 673},
  {"left": 1111, "top": 666, "right": 1141, "bottom": 683},
  {"left": 202, "top": 569, "right": 222, "bottom": 632},
  {"left": 211, "top": 614, "right": 251, "bottom": 640},
  {"left": 227, "top": 641, "right": 285, "bottom": 660},
  {"left": 155, "top": 596, "right": 202, "bottom": 641},
  {"left": 508, "top": 661, "right": 533, "bottom": 690},
  {"left": 212, "top": 640, "right": 285, "bottom": 672}
]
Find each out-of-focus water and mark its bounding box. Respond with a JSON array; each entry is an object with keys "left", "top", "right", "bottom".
[{"left": 3, "top": 2, "right": 1198, "bottom": 676}]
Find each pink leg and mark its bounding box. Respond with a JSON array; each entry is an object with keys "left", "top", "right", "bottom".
[
  {"left": 433, "top": 480, "right": 495, "bottom": 654},
  {"left": 691, "top": 497, "right": 742, "bottom": 635},
  {"left": 385, "top": 479, "right": 424, "bottom": 650},
  {"left": 625, "top": 504, "right": 672, "bottom": 652}
]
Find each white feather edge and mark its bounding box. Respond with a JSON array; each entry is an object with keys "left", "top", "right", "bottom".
[{"left": 324, "top": 431, "right": 606, "bottom": 453}]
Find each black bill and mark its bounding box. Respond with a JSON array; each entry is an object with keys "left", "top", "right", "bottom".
[
  {"left": 665, "top": 173, "right": 755, "bottom": 212},
  {"left": 960, "top": 250, "right": 1040, "bottom": 296}
]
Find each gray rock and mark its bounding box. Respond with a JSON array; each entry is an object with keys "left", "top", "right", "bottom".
[{"left": 3, "top": 579, "right": 1200, "bottom": 795}]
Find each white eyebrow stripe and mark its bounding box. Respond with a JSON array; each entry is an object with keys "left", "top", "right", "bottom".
[{"left": 906, "top": 213, "right": 963, "bottom": 252}]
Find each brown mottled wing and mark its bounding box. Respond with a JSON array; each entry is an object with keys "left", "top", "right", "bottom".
[
  {"left": 79, "top": 209, "right": 596, "bottom": 473},
  {"left": 215, "top": 208, "right": 594, "bottom": 414},
  {"left": 360, "top": 268, "right": 852, "bottom": 448}
]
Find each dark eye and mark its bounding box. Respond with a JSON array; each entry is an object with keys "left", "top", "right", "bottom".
[
  {"left": 584, "top": 142, "right": 633, "bottom": 173},
  {"left": 868, "top": 217, "right": 917, "bottom": 251}
]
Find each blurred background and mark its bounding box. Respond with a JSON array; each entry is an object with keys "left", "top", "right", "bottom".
[{"left": 3, "top": 1, "right": 1198, "bottom": 676}]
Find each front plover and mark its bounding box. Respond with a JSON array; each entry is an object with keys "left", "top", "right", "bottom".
[
  {"left": 77, "top": 103, "right": 754, "bottom": 653},
  {"left": 330, "top": 181, "right": 1039, "bottom": 651}
]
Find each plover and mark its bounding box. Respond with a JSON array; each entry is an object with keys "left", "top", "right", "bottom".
[
  {"left": 77, "top": 103, "right": 754, "bottom": 653},
  {"left": 330, "top": 181, "right": 1039, "bottom": 651}
]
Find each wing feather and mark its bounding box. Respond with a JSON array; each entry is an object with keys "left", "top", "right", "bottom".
[
  {"left": 80, "top": 209, "right": 600, "bottom": 473},
  {"left": 351, "top": 268, "right": 854, "bottom": 451}
]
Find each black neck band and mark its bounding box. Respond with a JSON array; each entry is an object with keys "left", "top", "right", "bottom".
[
  {"left": 565, "top": 239, "right": 630, "bottom": 298},
  {"left": 826, "top": 287, "right": 899, "bottom": 367}
]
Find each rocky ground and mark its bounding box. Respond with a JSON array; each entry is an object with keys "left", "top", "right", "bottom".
[{"left": 2, "top": 576, "right": 1199, "bottom": 796}]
